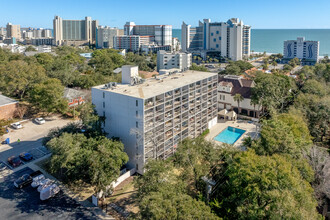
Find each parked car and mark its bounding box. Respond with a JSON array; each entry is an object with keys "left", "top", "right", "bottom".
[
  {"left": 34, "top": 118, "right": 45, "bottom": 125},
  {"left": 40, "top": 184, "right": 60, "bottom": 201},
  {"left": 11, "top": 122, "right": 22, "bottom": 129},
  {"left": 14, "top": 170, "right": 43, "bottom": 189},
  {"left": 19, "top": 152, "right": 33, "bottom": 161},
  {"left": 0, "top": 162, "right": 7, "bottom": 171},
  {"left": 8, "top": 156, "right": 22, "bottom": 168}
]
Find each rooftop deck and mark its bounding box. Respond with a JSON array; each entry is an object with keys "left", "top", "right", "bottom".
[{"left": 93, "top": 70, "right": 217, "bottom": 99}]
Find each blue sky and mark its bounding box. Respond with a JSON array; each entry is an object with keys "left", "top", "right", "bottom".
[{"left": 1, "top": 0, "right": 330, "bottom": 29}]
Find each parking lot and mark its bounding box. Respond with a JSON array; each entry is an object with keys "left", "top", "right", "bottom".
[
  {"left": 0, "top": 115, "right": 72, "bottom": 172},
  {"left": 0, "top": 167, "right": 99, "bottom": 220}
]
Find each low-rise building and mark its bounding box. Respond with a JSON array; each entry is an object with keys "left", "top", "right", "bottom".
[
  {"left": 218, "top": 75, "right": 261, "bottom": 118},
  {"left": 283, "top": 37, "right": 319, "bottom": 65},
  {"left": 157, "top": 50, "right": 192, "bottom": 72},
  {"left": 0, "top": 94, "right": 18, "bottom": 120},
  {"left": 92, "top": 66, "right": 218, "bottom": 173},
  {"left": 63, "top": 88, "right": 86, "bottom": 107}
]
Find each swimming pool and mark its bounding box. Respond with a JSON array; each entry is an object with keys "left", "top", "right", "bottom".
[{"left": 213, "top": 126, "right": 246, "bottom": 145}]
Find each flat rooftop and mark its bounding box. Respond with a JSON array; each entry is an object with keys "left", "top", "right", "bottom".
[
  {"left": 93, "top": 70, "right": 217, "bottom": 99},
  {"left": 0, "top": 94, "right": 17, "bottom": 106}
]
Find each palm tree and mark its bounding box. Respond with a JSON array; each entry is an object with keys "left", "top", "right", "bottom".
[
  {"left": 233, "top": 93, "right": 244, "bottom": 116},
  {"left": 272, "top": 61, "right": 278, "bottom": 69}
]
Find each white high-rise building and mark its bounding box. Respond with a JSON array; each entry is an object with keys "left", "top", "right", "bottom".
[
  {"left": 92, "top": 66, "right": 218, "bottom": 173},
  {"left": 97, "top": 26, "right": 121, "bottom": 48},
  {"left": 157, "top": 50, "right": 192, "bottom": 72},
  {"left": 53, "top": 16, "right": 98, "bottom": 46},
  {"left": 181, "top": 18, "right": 250, "bottom": 61},
  {"left": 283, "top": 37, "right": 319, "bottom": 65}
]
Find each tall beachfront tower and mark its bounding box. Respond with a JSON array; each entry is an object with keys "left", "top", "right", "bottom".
[
  {"left": 181, "top": 18, "right": 251, "bottom": 61},
  {"left": 283, "top": 37, "right": 319, "bottom": 65}
]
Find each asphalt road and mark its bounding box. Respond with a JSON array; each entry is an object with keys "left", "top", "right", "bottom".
[
  {"left": 0, "top": 116, "right": 72, "bottom": 170},
  {"left": 0, "top": 167, "right": 98, "bottom": 220}
]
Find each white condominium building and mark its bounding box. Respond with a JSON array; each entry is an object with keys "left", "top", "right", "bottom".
[
  {"left": 157, "top": 50, "right": 192, "bottom": 72},
  {"left": 97, "top": 26, "right": 122, "bottom": 48},
  {"left": 124, "top": 22, "right": 172, "bottom": 46},
  {"left": 53, "top": 16, "right": 99, "bottom": 46},
  {"left": 6, "top": 23, "right": 21, "bottom": 40},
  {"left": 283, "top": 37, "right": 319, "bottom": 65},
  {"left": 181, "top": 18, "right": 251, "bottom": 61},
  {"left": 92, "top": 66, "right": 218, "bottom": 173},
  {"left": 113, "top": 35, "right": 140, "bottom": 51}
]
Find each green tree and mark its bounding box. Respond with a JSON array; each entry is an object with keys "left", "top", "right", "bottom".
[
  {"left": 139, "top": 189, "right": 220, "bottom": 220},
  {"left": 251, "top": 72, "right": 296, "bottom": 114},
  {"left": 301, "top": 79, "right": 327, "bottom": 97},
  {"left": 190, "top": 63, "right": 209, "bottom": 72},
  {"left": 210, "top": 150, "right": 320, "bottom": 219},
  {"left": 46, "top": 133, "right": 128, "bottom": 194},
  {"left": 25, "top": 45, "right": 37, "bottom": 52},
  {"left": 233, "top": 93, "right": 244, "bottom": 115},
  {"left": 174, "top": 138, "right": 222, "bottom": 191},
  {"left": 0, "top": 60, "right": 47, "bottom": 99},
  {"left": 272, "top": 61, "right": 277, "bottom": 69},
  {"left": 29, "top": 78, "right": 68, "bottom": 113}
]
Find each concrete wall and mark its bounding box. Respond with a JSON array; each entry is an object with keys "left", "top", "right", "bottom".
[{"left": 92, "top": 88, "right": 145, "bottom": 173}]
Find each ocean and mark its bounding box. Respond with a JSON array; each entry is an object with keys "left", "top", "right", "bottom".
[{"left": 172, "top": 29, "right": 330, "bottom": 56}]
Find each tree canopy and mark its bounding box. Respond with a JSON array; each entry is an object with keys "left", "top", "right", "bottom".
[
  {"left": 46, "top": 133, "right": 128, "bottom": 193},
  {"left": 210, "top": 150, "right": 320, "bottom": 219}
]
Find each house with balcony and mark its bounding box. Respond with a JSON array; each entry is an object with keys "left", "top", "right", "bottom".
[{"left": 218, "top": 75, "right": 261, "bottom": 118}]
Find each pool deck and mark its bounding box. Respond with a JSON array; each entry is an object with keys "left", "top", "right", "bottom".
[{"left": 205, "top": 119, "right": 259, "bottom": 148}]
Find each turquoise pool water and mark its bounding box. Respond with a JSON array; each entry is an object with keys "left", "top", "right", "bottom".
[{"left": 213, "top": 126, "right": 246, "bottom": 145}]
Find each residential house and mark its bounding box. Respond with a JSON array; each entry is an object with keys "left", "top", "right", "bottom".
[{"left": 218, "top": 75, "right": 261, "bottom": 118}]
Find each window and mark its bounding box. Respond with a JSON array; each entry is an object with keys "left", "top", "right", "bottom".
[
  {"left": 103, "top": 102, "right": 105, "bottom": 108},
  {"left": 103, "top": 92, "right": 105, "bottom": 98},
  {"left": 216, "top": 44, "right": 219, "bottom": 48},
  {"left": 136, "top": 100, "right": 138, "bottom": 106},
  {"left": 223, "top": 95, "right": 225, "bottom": 100},
  {"left": 219, "top": 37, "right": 221, "bottom": 40},
  {"left": 213, "top": 38, "right": 216, "bottom": 42},
  {"left": 136, "top": 121, "right": 138, "bottom": 128},
  {"left": 103, "top": 111, "right": 105, "bottom": 117},
  {"left": 136, "top": 164, "right": 139, "bottom": 170},
  {"left": 136, "top": 111, "right": 138, "bottom": 117},
  {"left": 211, "top": 32, "right": 214, "bottom": 36},
  {"left": 216, "top": 31, "right": 219, "bottom": 34}
]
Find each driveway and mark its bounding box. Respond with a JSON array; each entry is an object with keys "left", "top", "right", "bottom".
[
  {"left": 0, "top": 115, "right": 73, "bottom": 170},
  {"left": 0, "top": 167, "right": 99, "bottom": 220}
]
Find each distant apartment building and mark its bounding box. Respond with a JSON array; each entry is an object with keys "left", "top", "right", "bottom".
[
  {"left": 31, "top": 38, "right": 54, "bottom": 46},
  {"left": 283, "top": 37, "right": 319, "bottom": 65},
  {"left": 0, "top": 27, "right": 7, "bottom": 38},
  {"left": 6, "top": 23, "right": 21, "bottom": 40},
  {"left": 114, "top": 22, "right": 172, "bottom": 52},
  {"left": 53, "top": 16, "right": 98, "bottom": 46},
  {"left": 96, "top": 26, "right": 122, "bottom": 48},
  {"left": 114, "top": 35, "right": 140, "bottom": 51},
  {"left": 22, "top": 28, "right": 52, "bottom": 39},
  {"left": 218, "top": 75, "right": 260, "bottom": 118},
  {"left": 92, "top": 66, "right": 218, "bottom": 173},
  {"left": 181, "top": 18, "right": 250, "bottom": 61},
  {"left": 157, "top": 50, "right": 192, "bottom": 72},
  {"left": 124, "top": 22, "right": 172, "bottom": 46}
]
